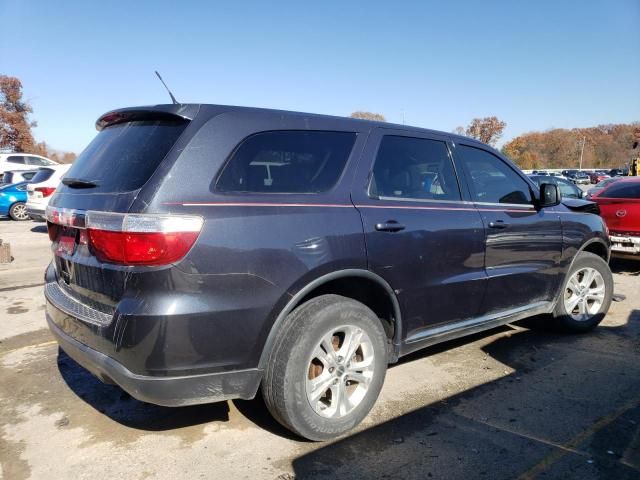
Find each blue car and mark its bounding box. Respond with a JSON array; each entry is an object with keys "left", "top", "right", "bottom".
[{"left": 0, "top": 181, "right": 30, "bottom": 220}]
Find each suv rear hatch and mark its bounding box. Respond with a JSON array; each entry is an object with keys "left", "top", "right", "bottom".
[{"left": 46, "top": 106, "right": 200, "bottom": 312}]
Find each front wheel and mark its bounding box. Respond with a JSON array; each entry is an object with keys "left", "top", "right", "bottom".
[
  {"left": 552, "top": 251, "right": 613, "bottom": 332},
  {"left": 262, "top": 294, "right": 388, "bottom": 441}
]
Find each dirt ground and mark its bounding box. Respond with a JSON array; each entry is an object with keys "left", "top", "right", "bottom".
[{"left": 0, "top": 218, "right": 639, "bottom": 480}]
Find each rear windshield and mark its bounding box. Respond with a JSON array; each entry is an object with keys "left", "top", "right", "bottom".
[
  {"left": 30, "top": 168, "right": 55, "bottom": 183},
  {"left": 601, "top": 182, "right": 640, "bottom": 199},
  {"left": 63, "top": 118, "right": 188, "bottom": 193},
  {"left": 216, "top": 130, "right": 357, "bottom": 194}
]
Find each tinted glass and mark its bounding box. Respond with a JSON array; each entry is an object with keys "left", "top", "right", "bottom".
[
  {"left": 370, "top": 136, "right": 460, "bottom": 201},
  {"left": 600, "top": 182, "right": 640, "bottom": 199},
  {"left": 30, "top": 168, "right": 55, "bottom": 183},
  {"left": 22, "top": 172, "right": 36, "bottom": 180},
  {"left": 457, "top": 145, "right": 532, "bottom": 204},
  {"left": 64, "top": 119, "right": 188, "bottom": 193},
  {"left": 217, "top": 131, "right": 356, "bottom": 193},
  {"left": 3, "top": 172, "right": 14, "bottom": 183},
  {"left": 7, "top": 155, "right": 25, "bottom": 164}
]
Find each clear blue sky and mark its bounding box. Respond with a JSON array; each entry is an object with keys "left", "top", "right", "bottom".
[{"left": 1, "top": 0, "right": 638, "bottom": 153}]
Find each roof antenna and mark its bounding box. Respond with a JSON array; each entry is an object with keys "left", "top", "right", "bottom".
[{"left": 154, "top": 71, "right": 179, "bottom": 105}]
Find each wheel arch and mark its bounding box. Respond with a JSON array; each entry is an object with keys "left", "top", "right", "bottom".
[{"left": 258, "top": 269, "right": 402, "bottom": 369}]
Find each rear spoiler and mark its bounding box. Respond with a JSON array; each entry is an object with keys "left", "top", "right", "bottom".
[{"left": 95, "top": 104, "right": 199, "bottom": 131}]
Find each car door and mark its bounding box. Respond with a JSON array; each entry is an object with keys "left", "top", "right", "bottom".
[
  {"left": 452, "top": 142, "right": 563, "bottom": 315},
  {"left": 352, "top": 129, "right": 487, "bottom": 347}
]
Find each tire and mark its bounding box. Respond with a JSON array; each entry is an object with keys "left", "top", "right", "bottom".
[
  {"left": 552, "top": 251, "right": 613, "bottom": 332},
  {"left": 262, "top": 294, "right": 388, "bottom": 441},
  {"left": 9, "top": 202, "right": 29, "bottom": 221}
]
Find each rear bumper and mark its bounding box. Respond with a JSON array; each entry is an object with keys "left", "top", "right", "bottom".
[
  {"left": 610, "top": 234, "right": 640, "bottom": 256},
  {"left": 26, "top": 205, "right": 46, "bottom": 220},
  {"left": 48, "top": 314, "right": 262, "bottom": 406}
]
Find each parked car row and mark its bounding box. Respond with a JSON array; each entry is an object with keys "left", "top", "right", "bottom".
[{"left": 0, "top": 154, "right": 70, "bottom": 221}]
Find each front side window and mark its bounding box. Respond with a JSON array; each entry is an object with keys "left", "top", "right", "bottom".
[
  {"left": 370, "top": 136, "right": 461, "bottom": 201},
  {"left": 457, "top": 145, "right": 532, "bottom": 205},
  {"left": 217, "top": 130, "right": 356, "bottom": 194}
]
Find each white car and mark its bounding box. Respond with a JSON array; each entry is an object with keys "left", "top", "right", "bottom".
[
  {"left": 25, "top": 164, "right": 71, "bottom": 220},
  {"left": 0, "top": 153, "right": 57, "bottom": 178}
]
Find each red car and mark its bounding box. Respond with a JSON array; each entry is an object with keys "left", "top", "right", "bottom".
[
  {"left": 589, "top": 171, "right": 610, "bottom": 184},
  {"left": 591, "top": 177, "right": 640, "bottom": 257}
]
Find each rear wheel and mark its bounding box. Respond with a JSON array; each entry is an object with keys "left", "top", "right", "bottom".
[
  {"left": 262, "top": 294, "right": 388, "bottom": 441},
  {"left": 9, "top": 202, "right": 29, "bottom": 221},
  {"left": 552, "top": 252, "right": 613, "bottom": 332}
]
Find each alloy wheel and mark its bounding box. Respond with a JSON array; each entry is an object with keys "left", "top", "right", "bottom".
[
  {"left": 305, "top": 325, "right": 375, "bottom": 419},
  {"left": 563, "top": 267, "right": 606, "bottom": 321}
]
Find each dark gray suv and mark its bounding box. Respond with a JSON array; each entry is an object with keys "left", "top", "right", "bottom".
[{"left": 45, "top": 104, "right": 613, "bottom": 440}]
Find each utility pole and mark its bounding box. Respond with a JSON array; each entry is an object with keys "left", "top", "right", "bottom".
[{"left": 578, "top": 135, "right": 586, "bottom": 170}]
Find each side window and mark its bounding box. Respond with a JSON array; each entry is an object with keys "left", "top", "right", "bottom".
[
  {"left": 26, "top": 156, "right": 48, "bottom": 166},
  {"left": 217, "top": 130, "right": 356, "bottom": 194},
  {"left": 370, "top": 136, "right": 461, "bottom": 201},
  {"left": 457, "top": 145, "right": 532, "bottom": 205},
  {"left": 7, "top": 155, "right": 26, "bottom": 164},
  {"left": 22, "top": 172, "right": 37, "bottom": 180}
]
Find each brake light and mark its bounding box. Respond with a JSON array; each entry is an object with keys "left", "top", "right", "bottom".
[
  {"left": 85, "top": 211, "right": 202, "bottom": 266},
  {"left": 87, "top": 230, "right": 200, "bottom": 265},
  {"left": 35, "top": 187, "right": 56, "bottom": 197},
  {"left": 45, "top": 207, "right": 203, "bottom": 266}
]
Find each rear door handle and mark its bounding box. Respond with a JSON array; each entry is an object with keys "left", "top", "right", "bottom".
[
  {"left": 375, "top": 221, "right": 406, "bottom": 232},
  {"left": 488, "top": 220, "right": 509, "bottom": 229}
]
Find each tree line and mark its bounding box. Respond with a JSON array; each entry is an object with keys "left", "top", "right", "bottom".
[{"left": 502, "top": 124, "right": 639, "bottom": 170}]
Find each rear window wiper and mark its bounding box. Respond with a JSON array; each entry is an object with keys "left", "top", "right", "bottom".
[{"left": 62, "top": 178, "right": 99, "bottom": 189}]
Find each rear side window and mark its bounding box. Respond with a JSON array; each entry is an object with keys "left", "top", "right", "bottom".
[
  {"left": 370, "top": 136, "right": 461, "bottom": 201},
  {"left": 7, "top": 155, "right": 25, "bottom": 164},
  {"left": 30, "top": 168, "right": 55, "bottom": 183},
  {"left": 600, "top": 182, "right": 640, "bottom": 199},
  {"left": 63, "top": 119, "right": 188, "bottom": 193},
  {"left": 216, "top": 131, "right": 356, "bottom": 194},
  {"left": 22, "top": 172, "right": 37, "bottom": 180},
  {"left": 26, "top": 156, "right": 49, "bottom": 166}
]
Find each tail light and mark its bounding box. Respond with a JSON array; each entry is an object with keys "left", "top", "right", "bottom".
[
  {"left": 35, "top": 187, "right": 56, "bottom": 197},
  {"left": 46, "top": 207, "right": 203, "bottom": 266}
]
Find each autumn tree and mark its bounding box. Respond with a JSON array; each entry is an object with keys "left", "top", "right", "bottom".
[
  {"left": 350, "top": 111, "right": 386, "bottom": 122},
  {"left": 0, "top": 75, "right": 39, "bottom": 153},
  {"left": 463, "top": 116, "right": 507, "bottom": 146}
]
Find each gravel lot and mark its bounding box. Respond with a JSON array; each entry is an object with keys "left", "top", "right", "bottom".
[{"left": 1, "top": 217, "right": 639, "bottom": 480}]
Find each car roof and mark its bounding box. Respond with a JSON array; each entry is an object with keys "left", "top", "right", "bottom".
[{"left": 97, "top": 103, "right": 490, "bottom": 150}]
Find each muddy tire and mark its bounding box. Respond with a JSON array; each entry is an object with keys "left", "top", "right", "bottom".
[{"left": 262, "top": 294, "right": 388, "bottom": 441}]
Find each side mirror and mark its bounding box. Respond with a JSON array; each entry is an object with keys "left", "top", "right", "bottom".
[{"left": 539, "top": 183, "right": 561, "bottom": 207}]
